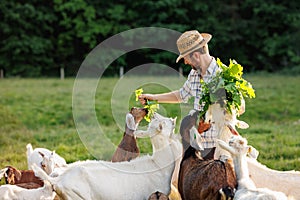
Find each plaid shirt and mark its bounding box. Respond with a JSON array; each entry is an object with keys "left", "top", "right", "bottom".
[{"left": 179, "top": 57, "right": 220, "bottom": 148}]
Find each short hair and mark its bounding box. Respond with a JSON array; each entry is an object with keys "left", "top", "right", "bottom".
[{"left": 189, "top": 44, "right": 208, "bottom": 57}]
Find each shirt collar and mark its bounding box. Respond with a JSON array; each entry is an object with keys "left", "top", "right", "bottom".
[{"left": 206, "top": 57, "right": 217, "bottom": 76}]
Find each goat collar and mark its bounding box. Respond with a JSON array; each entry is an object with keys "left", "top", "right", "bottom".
[{"left": 125, "top": 125, "right": 135, "bottom": 136}]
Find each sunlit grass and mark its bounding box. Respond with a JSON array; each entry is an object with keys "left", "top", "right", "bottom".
[{"left": 0, "top": 75, "right": 299, "bottom": 171}]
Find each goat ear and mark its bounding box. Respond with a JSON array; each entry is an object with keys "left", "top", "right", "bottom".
[
  {"left": 172, "top": 117, "right": 177, "bottom": 123},
  {"left": 130, "top": 107, "right": 134, "bottom": 113},
  {"left": 247, "top": 146, "right": 259, "bottom": 159},
  {"left": 126, "top": 113, "right": 136, "bottom": 131},
  {"left": 0, "top": 167, "right": 8, "bottom": 180},
  {"left": 189, "top": 126, "right": 204, "bottom": 151},
  {"left": 39, "top": 151, "right": 45, "bottom": 157},
  {"left": 13, "top": 168, "right": 22, "bottom": 181},
  {"left": 217, "top": 139, "right": 236, "bottom": 155},
  {"left": 236, "top": 120, "right": 249, "bottom": 129}
]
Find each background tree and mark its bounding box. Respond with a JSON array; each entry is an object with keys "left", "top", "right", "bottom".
[
  {"left": 0, "top": 1, "right": 55, "bottom": 76},
  {"left": 0, "top": 0, "right": 299, "bottom": 77}
]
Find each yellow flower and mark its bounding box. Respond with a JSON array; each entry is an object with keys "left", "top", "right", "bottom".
[{"left": 135, "top": 88, "right": 143, "bottom": 101}]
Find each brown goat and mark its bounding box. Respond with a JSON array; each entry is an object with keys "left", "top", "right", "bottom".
[
  {"left": 1, "top": 166, "right": 44, "bottom": 189},
  {"left": 178, "top": 147, "right": 236, "bottom": 200},
  {"left": 111, "top": 107, "right": 147, "bottom": 162},
  {"left": 178, "top": 111, "right": 237, "bottom": 200}
]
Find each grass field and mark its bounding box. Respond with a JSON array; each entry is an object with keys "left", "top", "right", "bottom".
[{"left": 0, "top": 74, "right": 299, "bottom": 172}]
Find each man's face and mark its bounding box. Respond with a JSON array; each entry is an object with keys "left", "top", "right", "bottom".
[{"left": 183, "top": 53, "right": 198, "bottom": 70}]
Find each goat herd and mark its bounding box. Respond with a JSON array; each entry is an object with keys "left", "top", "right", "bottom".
[{"left": 0, "top": 106, "right": 300, "bottom": 200}]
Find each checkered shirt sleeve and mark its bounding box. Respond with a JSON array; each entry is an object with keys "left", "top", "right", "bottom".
[{"left": 179, "top": 70, "right": 202, "bottom": 110}]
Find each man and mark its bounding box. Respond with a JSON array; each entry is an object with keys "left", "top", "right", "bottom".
[{"left": 138, "top": 30, "right": 220, "bottom": 157}]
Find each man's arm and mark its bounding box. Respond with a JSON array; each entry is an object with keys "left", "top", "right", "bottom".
[{"left": 138, "top": 90, "right": 182, "bottom": 104}]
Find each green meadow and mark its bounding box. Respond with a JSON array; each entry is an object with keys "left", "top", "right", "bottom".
[{"left": 0, "top": 74, "right": 299, "bottom": 172}]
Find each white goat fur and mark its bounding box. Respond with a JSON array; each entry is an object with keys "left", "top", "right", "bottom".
[
  {"left": 0, "top": 181, "right": 55, "bottom": 200},
  {"left": 218, "top": 136, "right": 289, "bottom": 200},
  {"left": 247, "top": 158, "right": 300, "bottom": 199},
  {"left": 33, "top": 114, "right": 182, "bottom": 200},
  {"left": 205, "top": 102, "right": 249, "bottom": 160},
  {"left": 27, "top": 143, "right": 67, "bottom": 174}
]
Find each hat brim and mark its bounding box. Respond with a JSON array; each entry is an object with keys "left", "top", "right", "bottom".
[{"left": 176, "top": 33, "right": 212, "bottom": 63}]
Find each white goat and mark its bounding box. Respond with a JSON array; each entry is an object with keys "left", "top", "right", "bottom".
[
  {"left": 32, "top": 114, "right": 182, "bottom": 200},
  {"left": 205, "top": 101, "right": 249, "bottom": 160},
  {"left": 217, "top": 136, "right": 290, "bottom": 200},
  {"left": 0, "top": 181, "right": 55, "bottom": 200},
  {"left": 247, "top": 157, "right": 300, "bottom": 199},
  {"left": 27, "top": 143, "right": 67, "bottom": 174}
]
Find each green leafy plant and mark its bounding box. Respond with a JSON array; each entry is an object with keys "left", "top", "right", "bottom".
[
  {"left": 135, "top": 88, "right": 160, "bottom": 122},
  {"left": 199, "top": 58, "right": 256, "bottom": 116}
]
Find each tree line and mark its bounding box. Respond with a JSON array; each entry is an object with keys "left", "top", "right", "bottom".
[{"left": 0, "top": 0, "right": 299, "bottom": 77}]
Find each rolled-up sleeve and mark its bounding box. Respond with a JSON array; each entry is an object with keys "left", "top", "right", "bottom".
[
  {"left": 180, "top": 81, "right": 191, "bottom": 103},
  {"left": 179, "top": 70, "right": 197, "bottom": 103}
]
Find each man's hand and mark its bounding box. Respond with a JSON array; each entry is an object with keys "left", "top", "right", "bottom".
[{"left": 138, "top": 94, "right": 155, "bottom": 105}]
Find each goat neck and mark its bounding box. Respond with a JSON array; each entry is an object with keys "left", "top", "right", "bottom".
[
  {"left": 150, "top": 133, "right": 170, "bottom": 152},
  {"left": 232, "top": 152, "right": 248, "bottom": 182},
  {"left": 151, "top": 134, "right": 181, "bottom": 170},
  {"left": 150, "top": 134, "right": 172, "bottom": 167},
  {"left": 179, "top": 110, "right": 198, "bottom": 153}
]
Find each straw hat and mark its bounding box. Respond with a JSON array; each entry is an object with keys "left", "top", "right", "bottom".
[{"left": 176, "top": 30, "right": 212, "bottom": 63}]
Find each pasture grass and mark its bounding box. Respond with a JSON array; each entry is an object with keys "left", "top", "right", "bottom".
[{"left": 0, "top": 74, "right": 299, "bottom": 171}]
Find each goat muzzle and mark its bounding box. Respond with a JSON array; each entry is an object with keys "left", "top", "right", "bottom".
[
  {"left": 227, "top": 125, "right": 239, "bottom": 136},
  {"left": 197, "top": 118, "right": 211, "bottom": 134}
]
